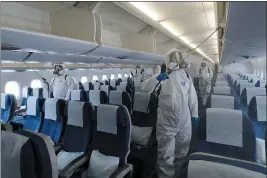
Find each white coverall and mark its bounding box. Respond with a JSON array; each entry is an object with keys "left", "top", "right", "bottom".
[
  {"left": 134, "top": 68, "right": 147, "bottom": 82},
  {"left": 43, "top": 75, "right": 76, "bottom": 100},
  {"left": 198, "top": 62, "right": 213, "bottom": 105},
  {"left": 142, "top": 49, "right": 198, "bottom": 178}
]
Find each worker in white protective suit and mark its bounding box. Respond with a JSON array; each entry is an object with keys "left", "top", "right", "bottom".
[
  {"left": 179, "top": 60, "right": 190, "bottom": 69},
  {"left": 198, "top": 61, "right": 213, "bottom": 105},
  {"left": 142, "top": 48, "right": 198, "bottom": 178},
  {"left": 42, "top": 64, "right": 76, "bottom": 100},
  {"left": 133, "top": 65, "right": 147, "bottom": 82}
]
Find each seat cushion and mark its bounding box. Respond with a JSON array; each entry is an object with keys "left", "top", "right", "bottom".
[
  {"left": 57, "top": 150, "right": 83, "bottom": 171},
  {"left": 88, "top": 150, "right": 119, "bottom": 178},
  {"left": 197, "top": 140, "right": 245, "bottom": 160},
  {"left": 131, "top": 126, "right": 153, "bottom": 146},
  {"left": 184, "top": 152, "right": 266, "bottom": 178}
]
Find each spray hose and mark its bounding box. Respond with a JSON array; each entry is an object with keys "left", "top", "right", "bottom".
[
  {"left": 151, "top": 27, "right": 222, "bottom": 93},
  {"left": 21, "top": 61, "right": 50, "bottom": 98}
]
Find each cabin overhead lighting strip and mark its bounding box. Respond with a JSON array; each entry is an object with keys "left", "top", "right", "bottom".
[{"left": 129, "top": 2, "right": 216, "bottom": 62}]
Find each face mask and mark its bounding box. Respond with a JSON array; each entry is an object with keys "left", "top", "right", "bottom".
[{"left": 167, "top": 62, "right": 179, "bottom": 71}]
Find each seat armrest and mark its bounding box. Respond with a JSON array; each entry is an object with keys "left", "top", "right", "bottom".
[
  {"left": 59, "top": 154, "right": 90, "bottom": 178},
  {"left": 15, "top": 109, "right": 27, "bottom": 115},
  {"left": 54, "top": 144, "right": 62, "bottom": 153},
  {"left": 9, "top": 121, "right": 24, "bottom": 131},
  {"left": 110, "top": 164, "right": 133, "bottom": 178}
]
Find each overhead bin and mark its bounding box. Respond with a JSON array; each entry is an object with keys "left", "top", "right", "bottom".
[
  {"left": 1, "top": 27, "right": 164, "bottom": 65},
  {"left": 88, "top": 45, "right": 140, "bottom": 59},
  {"left": 1, "top": 51, "right": 31, "bottom": 62},
  {"left": 50, "top": 6, "right": 97, "bottom": 43},
  {"left": 28, "top": 53, "right": 100, "bottom": 64},
  {"left": 120, "top": 33, "right": 154, "bottom": 54},
  {"left": 1, "top": 27, "right": 98, "bottom": 54}
]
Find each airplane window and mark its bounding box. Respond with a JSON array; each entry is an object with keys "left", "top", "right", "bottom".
[
  {"left": 124, "top": 74, "right": 128, "bottom": 78},
  {"left": 92, "top": 75, "right": 99, "bottom": 81},
  {"left": 110, "top": 74, "right": 115, "bottom": 80},
  {"left": 256, "top": 69, "right": 260, "bottom": 77},
  {"left": 102, "top": 75, "right": 108, "bottom": 80},
  {"left": 118, "top": 74, "right": 122, "bottom": 78},
  {"left": 260, "top": 69, "right": 264, "bottom": 79},
  {"left": 31, "top": 79, "right": 42, "bottom": 89},
  {"left": 5, "top": 81, "right": 20, "bottom": 99},
  {"left": 81, "top": 76, "right": 88, "bottom": 84}
]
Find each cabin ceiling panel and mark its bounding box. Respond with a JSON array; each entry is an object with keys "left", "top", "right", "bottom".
[
  {"left": 1, "top": 28, "right": 98, "bottom": 54},
  {"left": 119, "top": 2, "right": 218, "bottom": 62},
  {"left": 95, "top": 2, "right": 148, "bottom": 34},
  {"left": 140, "top": 2, "right": 203, "bottom": 21}
]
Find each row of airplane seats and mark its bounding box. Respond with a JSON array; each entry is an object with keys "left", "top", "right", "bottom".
[
  {"left": 1, "top": 77, "right": 159, "bottom": 178},
  {"left": 195, "top": 72, "right": 266, "bottom": 166}
]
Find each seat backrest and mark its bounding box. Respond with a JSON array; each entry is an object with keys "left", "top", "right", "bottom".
[
  {"left": 1, "top": 131, "right": 38, "bottom": 178},
  {"left": 21, "top": 86, "right": 33, "bottom": 106},
  {"left": 109, "top": 91, "right": 132, "bottom": 114},
  {"left": 212, "top": 86, "right": 231, "bottom": 95},
  {"left": 134, "top": 81, "right": 142, "bottom": 92},
  {"left": 23, "top": 97, "right": 45, "bottom": 132},
  {"left": 255, "top": 79, "right": 266, "bottom": 88},
  {"left": 89, "top": 90, "right": 108, "bottom": 107},
  {"left": 83, "top": 82, "right": 94, "bottom": 91},
  {"left": 33, "top": 88, "right": 43, "bottom": 97},
  {"left": 94, "top": 82, "right": 101, "bottom": 90},
  {"left": 131, "top": 92, "right": 158, "bottom": 146},
  {"left": 215, "top": 82, "right": 228, "bottom": 87},
  {"left": 62, "top": 101, "right": 95, "bottom": 152},
  {"left": 88, "top": 104, "right": 131, "bottom": 176},
  {"left": 70, "top": 90, "right": 88, "bottom": 101},
  {"left": 57, "top": 101, "right": 95, "bottom": 172},
  {"left": 238, "top": 83, "right": 255, "bottom": 96},
  {"left": 201, "top": 108, "right": 255, "bottom": 161},
  {"left": 206, "top": 94, "right": 237, "bottom": 109},
  {"left": 248, "top": 96, "right": 266, "bottom": 122},
  {"left": 2, "top": 130, "right": 58, "bottom": 178},
  {"left": 243, "top": 75, "right": 248, "bottom": 80},
  {"left": 234, "top": 79, "right": 248, "bottom": 89},
  {"left": 100, "top": 85, "right": 110, "bottom": 98},
  {"left": 1, "top": 93, "right": 16, "bottom": 123},
  {"left": 40, "top": 98, "right": 67, "bottom": 144},
  {"left": 17, "top": 130, "right": 58, "bottom": 178},
  {"left": 116, "top": 82, "right": 128, "bottom": 92},
  {"left": 241, "top": 87, "right": 266, "bottom": 106},
  {"left": 110, "top": 79, "right": 117, "bottom": 88},
  {"left": 182, "top": 152, "right": 266, "bottom": 178}
]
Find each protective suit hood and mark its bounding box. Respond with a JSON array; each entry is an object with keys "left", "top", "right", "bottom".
[
  {"left": 165, "top": 48, "right": 184, "bottom": 70},
  {"left": 53, "top": 63, "right": 65, "bottom": 75},
  {"left": 201, "top": 61, "right": 207, "bottom": 68}
]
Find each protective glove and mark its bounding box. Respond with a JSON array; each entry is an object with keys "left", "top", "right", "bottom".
[
  {"left": 156, "top": 73, "right": 168, "bottom": 81},
  {"left": 192, "top": 117, "right": 199, "bottom": 127}
]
